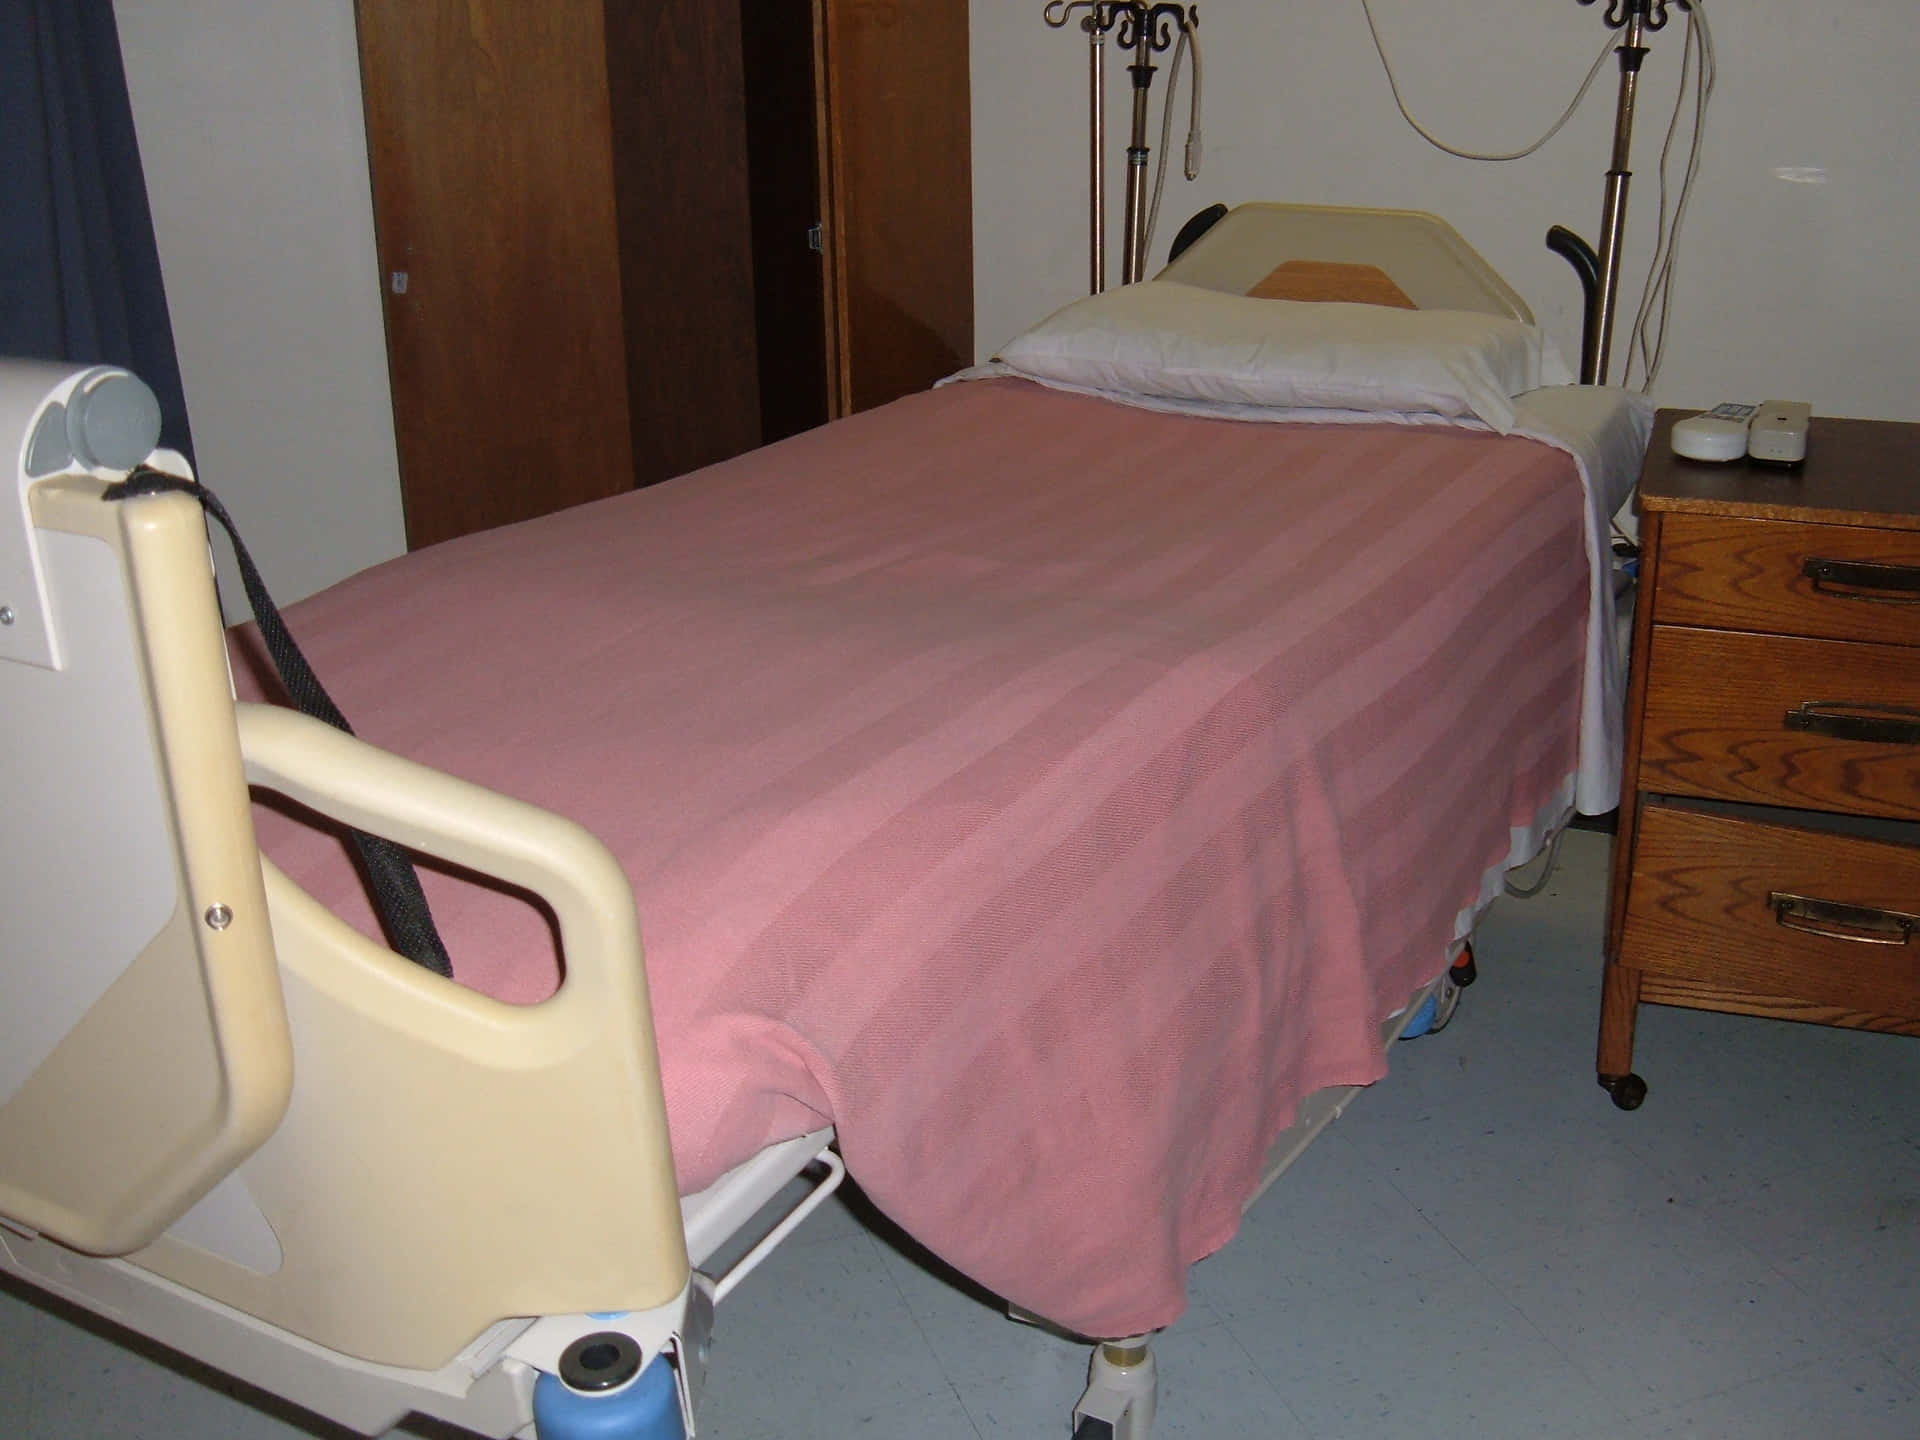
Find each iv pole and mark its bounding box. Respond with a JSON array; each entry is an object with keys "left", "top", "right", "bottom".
[
  {"left": 1044, "top": 2, "right": 1199, "bottom": 292},
  {"left": 1548, "top": 0, "right": 1691, "bottom": 385}
]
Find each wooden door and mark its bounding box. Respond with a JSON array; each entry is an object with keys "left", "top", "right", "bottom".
[
  {"left": 356, "top": 0, "right": 635, "bottom": 549},
  {"left": 820, "top": 0, "right": 974, "bottom": 417},
  {"left": 741, "top": 1, "right": 832, "bottom": 445},
  {"left": 602, "top": 2, "right": 766, "bottom": 485}
]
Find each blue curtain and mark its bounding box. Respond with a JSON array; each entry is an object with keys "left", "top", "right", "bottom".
[{"left": 1, "top": 0, "right": 193, "bottom": 458}]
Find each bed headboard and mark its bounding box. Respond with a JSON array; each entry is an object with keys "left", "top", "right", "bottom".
[{"left": 1155, "top": 202, "right": 1535, "bottom": 325}]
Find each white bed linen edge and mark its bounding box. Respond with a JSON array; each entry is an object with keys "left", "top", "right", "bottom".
[{"left": 942, "top": 366, "right": 1653, "bottom": 812}]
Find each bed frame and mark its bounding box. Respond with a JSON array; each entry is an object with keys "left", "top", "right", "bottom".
[{"left": 3, "top": 194, "right": 1572, "bottom": 1436}]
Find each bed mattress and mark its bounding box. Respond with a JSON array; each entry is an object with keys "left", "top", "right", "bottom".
[{"left": 237, "top": 377, "right": 1595, "bottom": 1339}]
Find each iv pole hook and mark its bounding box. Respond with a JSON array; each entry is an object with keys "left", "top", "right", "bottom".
[{"left": 1044, "top": 2, "right": 1197, "bottom": 293}]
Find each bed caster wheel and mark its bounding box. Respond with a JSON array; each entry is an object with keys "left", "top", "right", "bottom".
[
  {"left": 1599, "top": 1072, "right": 1647, "bottom": 1111},
  {"left": 1448, "top": 943, "right": 1478, "bottom": 988}
]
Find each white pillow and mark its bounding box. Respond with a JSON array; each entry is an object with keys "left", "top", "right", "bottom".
[{"left": 996, "top": 280, "right": 1572, "bottom": 434}]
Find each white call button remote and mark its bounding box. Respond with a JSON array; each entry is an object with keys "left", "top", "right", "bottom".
[{"left": 1671, "top": 404, "right": 1755, "bottom": 462}]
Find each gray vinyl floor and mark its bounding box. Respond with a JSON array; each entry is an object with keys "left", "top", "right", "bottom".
[{"left": 5, "top": 827, "right": 1917, "bottom": 1439}]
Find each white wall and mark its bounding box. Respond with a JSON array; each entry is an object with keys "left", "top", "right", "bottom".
[
  {"left": 113, "top": 0, "right": 403, "bottom": 616},
  {"left": 972, "top": 0, "right": 1920, "bottom": 422},
  {"left": 112, "top": 2, "right": 1917, "bottom": 615}
]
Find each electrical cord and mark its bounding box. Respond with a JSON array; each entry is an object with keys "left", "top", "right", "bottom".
[
  {"left": 1504, "top": 826, "right": 1566, "bottom": 899},
  {"left": 1621, "top": 1, "right": 1715, "bottom": 391},
  {"left": 1144, "top": 17, "right": 1204, "bottom": 266},
  {"left": 1358, "top": 0, "right": 1618, "bottom": 163},
  {"left": 1359, "top": 0, "right": 1717, "bottom": 397}
]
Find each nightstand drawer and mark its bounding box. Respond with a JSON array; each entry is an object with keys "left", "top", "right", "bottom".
[
  {"left": 1639, "top": 626, "right": 1920, "bottom": 819},
  {"left": 1621, "top": 804, "right": 1920, "bottom": 1018},
  {"left": 1655, "top": 514, "right": 1920, "bottom": 647}
]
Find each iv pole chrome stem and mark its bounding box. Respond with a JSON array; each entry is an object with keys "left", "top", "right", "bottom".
[
  {"left": 1590, "top": 8, "right": 1646, "bottom": 387},
  {"left": 1115, "top": 5, "right": 1191, "bottom": 284},
  {"left": 1553, "top": 0, "right": 1688, "bottom": 385},
  {"left": 1087, "top": 15, "right": 1107, "bottom": 293},
  {"left": 1122, "top": 23, "right": 1155, "bottom": 283},
  {"left": 1045, "top": 2, "right": 1195, "bottom": 294}
]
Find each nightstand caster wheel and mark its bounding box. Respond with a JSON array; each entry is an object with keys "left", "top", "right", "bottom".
[
  {"left": 1448, "top": 943, "right": 1477, "bottom": 988},
  {"left": 1599, "top": 1072, "right": 1647, "bottom": 1110}
]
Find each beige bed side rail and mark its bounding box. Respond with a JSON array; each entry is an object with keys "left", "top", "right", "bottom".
[
  {"left": 2, "top": 478, "right": 292, "bottom": 1256},
  {"left": 5, "top": 475, "right": 690, "bottom": 1374}
]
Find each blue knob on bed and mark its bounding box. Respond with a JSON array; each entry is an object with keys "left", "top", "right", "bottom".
[{"left": 532, "top": 1336, "right": 685, "bottom": 1440}]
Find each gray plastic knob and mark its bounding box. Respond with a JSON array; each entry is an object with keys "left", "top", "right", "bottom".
[{"left": 67, "top": 370, "right": 162, "bottom": 471}]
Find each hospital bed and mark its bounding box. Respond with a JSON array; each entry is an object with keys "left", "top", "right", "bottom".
[{"left": 1, "top": 204, "right": 1650, "bottom": 1439}]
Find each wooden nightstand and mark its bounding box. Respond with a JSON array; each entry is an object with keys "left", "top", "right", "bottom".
[{"left": 1599, "top": 411, "right": 1920, "bottom": 1109}]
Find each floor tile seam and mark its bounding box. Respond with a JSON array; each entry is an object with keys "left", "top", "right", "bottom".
[
  {"left": 866, "top": 1231, "right": 1015, "bottom": 1404},
  {"left": 1459, "top": 1250, "right": 1739, "bottom": 1427},
  {"left": 1190, "top": 1237, "right": 1479, "bottom": 1334},
  {"left": 1215, "top": 1261, "right": 1601, "bottom": 1398},
  {"left": 1205, "top": 1315, "right": 1330, "bottom": 1438},
  {"left": 938, "top": 1377, "right": 990, "bottom": 1440},
  {"left": 1363, "top": 1148, "right": 1482, "bottom": 1270},
  {"left": 1472, "top": 1191, "right": 1829, "bottom": 1299},
  {"left": 1614, "top": 1348, "right": 1920, "bottom": 1432},
  {"left": 1625, "top": 1129, "right": 1920, "bottom": 1216},
  {"left": 1497, "top": 1273, "right": 1887, "bottom": 1426},
  {"left": 1450, "top": 1254, "right": 1646, "bottom": 1422},
  {"left": 1234, "top": 1323, "right": 1637, "bottom": 1440},
  {"left": 1723, "top": 1232, "right": 1901, "bottom": 1359},
  {"left": 1871, "top": 1336, "right": 1920, "bottom": 1390},
  {"left": 1596, "top": 1119, "right": 1757, "bottom": 1205},
  {"left": 1477, "top": 1210, "right": 1863, "bottom": 1328}
]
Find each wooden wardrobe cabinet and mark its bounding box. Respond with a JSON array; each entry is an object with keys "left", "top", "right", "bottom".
[{"left": 355, "top": 0, "right": 973, "bottom": 550}]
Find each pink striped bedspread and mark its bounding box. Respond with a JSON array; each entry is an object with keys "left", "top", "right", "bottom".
[{"left": 236, "top": 377, "right": 1592, "bottom": 1339}]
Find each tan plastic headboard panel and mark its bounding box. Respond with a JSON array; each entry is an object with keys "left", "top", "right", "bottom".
[{"left": 1156, "top": 202, "right": 1535, "bottom": 323}]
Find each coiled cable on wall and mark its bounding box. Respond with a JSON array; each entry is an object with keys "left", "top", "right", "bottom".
[
  {"left": 1358, "top": 0, "right": 1617, "bottom": 163},
  {"left": 1144, "top": 17, "right": 1204, "bottom": 269},
  {"left": 1357, "top": 0, "right": 1717, "bottom": 395},
  {"left": 1620, "top": 1, "right": 1714, "bottom": 391}
]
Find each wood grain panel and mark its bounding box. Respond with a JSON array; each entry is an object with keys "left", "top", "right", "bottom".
[
  {"left": 1621, "top": 804, "right": 1920, "bottom": 1017},
  {"left": 1639, "top": 626, "right": 1920, "bottom": 819},
  {"left": 1654, "top": 514, "right": 1920, "bottom": 645},
  {"left": 1639, "top": 976, "right": 1920, "bottom": 1036},
  {"left": 357, "top": 0, "right": 635, "bottom": 547},
  {"left": 602, "top": 0, "right": 762, "bottom": 487},
  {"left": 822, "top": 0, "right": 974, "bottom": 416},
  {"left": 1640, "top": 412, "right": 1920, "bottom": 532},
  {"left": 741, "top": 0, "right": 830, "bottom": 444}
]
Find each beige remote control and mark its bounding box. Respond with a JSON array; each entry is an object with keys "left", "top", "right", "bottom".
[{"left": 1747, "top": 400, "right": 1811, "bottom": 464}]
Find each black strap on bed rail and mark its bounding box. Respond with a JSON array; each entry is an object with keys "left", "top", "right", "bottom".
[{"left": 103, "top": 465, "right": 455, "bottom": 978}]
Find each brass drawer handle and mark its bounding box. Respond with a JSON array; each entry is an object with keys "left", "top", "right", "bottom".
[
  {"left": 1803, "top": 555, "right": 1920, "bottom": 603},
  {"left": 1783, "top": 701, "right": 1920, "bottom": 745},
  {"left": 1770, "top": 891, "right": 1917, "bottom": 946}
]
